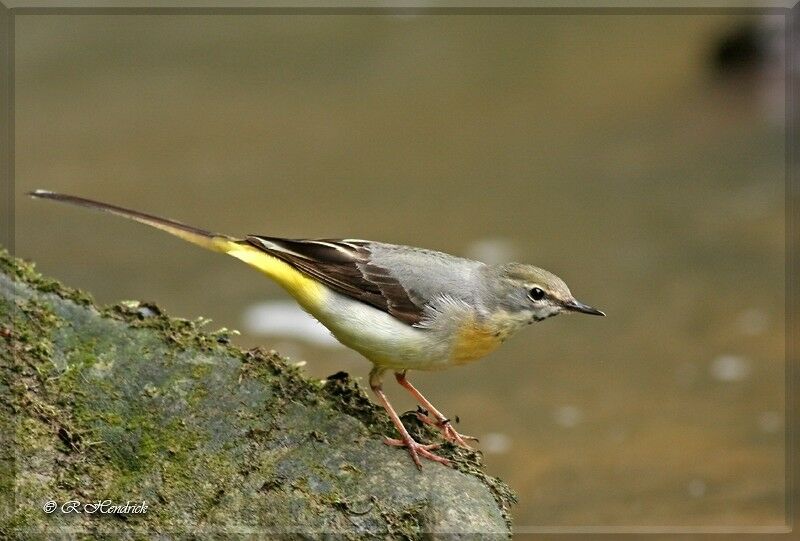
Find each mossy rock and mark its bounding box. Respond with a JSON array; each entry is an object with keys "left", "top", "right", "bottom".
[{"left": 0, "top": 249, "right": 514, "bottom": 539}]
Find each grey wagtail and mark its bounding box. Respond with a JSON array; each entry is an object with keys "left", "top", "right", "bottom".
[{"left": 30, "top": 190, "right": 604, "bottom": 469}]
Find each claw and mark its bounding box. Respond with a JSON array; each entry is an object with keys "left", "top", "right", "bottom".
[
  {"left": 439, "top": 423, "right": 479, "bottom": 449},
  {"left": 395, "top": 372, "right": 478, "bottom": 450},
  {"left": 414, "top": 413, "right": 477, "bottom": 448},
  {"left": 383, "top": 436, "right": 450, "bottom": 469}
]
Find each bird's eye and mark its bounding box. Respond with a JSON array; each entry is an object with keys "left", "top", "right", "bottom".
[{"left": 529, "top": 287, "right": 546, "bottom": 301}]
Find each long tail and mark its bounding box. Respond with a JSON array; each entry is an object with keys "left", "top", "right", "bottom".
[
  {"left": 28, "top": 190, "right": 326, "bottom": 308},
  {"left": 29, "top": 190, "right": 238, "bottom": 253}
]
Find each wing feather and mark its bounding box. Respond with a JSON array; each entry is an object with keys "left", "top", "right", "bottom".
[{"left": 246, "top": 236, "right": 425, "bottom": 325}]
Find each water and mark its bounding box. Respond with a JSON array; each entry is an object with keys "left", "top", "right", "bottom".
[{"left": 13, "top": 13, "right": 785, "bottom": 528}]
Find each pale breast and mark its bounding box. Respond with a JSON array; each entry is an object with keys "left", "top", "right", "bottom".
[
  {"left": 305, "top": 288, "right": 529, "bottom": 372},
  {"left": 310, "top": 289, "right": 453, "bottom": 371}
]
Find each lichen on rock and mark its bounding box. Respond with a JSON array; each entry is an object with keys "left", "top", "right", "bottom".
[{"left": 0, "top": 249, "right": 514, "bottom": 539}]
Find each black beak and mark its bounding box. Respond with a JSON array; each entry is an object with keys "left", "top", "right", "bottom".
[{"left": 564, "top": 299, "right": 605, "bottom": 316}]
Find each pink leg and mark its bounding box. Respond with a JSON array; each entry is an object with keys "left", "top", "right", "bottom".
[
  {"left": 369, "top": 368, "right": 450, "bottom": 469},
  {"left": 395, "top": 371, "right": 478, "bottom": 448}
]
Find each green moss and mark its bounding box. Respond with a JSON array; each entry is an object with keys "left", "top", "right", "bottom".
[
  {"left": 1, "top": 248, "right": 514, "bottom": 537},
  {"left": 0, "top": 248, "right": 94, "bottom": 307},
  {"left": 377, "top": 500, "right": 429, "bottom": 541}
]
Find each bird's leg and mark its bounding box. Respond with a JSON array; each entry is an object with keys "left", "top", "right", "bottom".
[
  {"left": 369, "top": 367, "right": 450, "bottom": 469},
  {"left": 395, "top": 371, "right": 478, "bottom": 448}
]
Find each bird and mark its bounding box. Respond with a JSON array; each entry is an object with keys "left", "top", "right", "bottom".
[{"left": 29, "top": 189, "right": 605, "bottom": 469}]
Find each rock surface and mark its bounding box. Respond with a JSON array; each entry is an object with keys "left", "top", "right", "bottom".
[{"left": 0, "top": 250, "right": 514, "bottom": 539}]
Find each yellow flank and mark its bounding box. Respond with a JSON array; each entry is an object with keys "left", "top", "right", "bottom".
[
  {"left": 225, "top": 243, "right": 326, "bottom": 311},
  {"left": 450, "top": 318, "right": 506, "bottom": 365}
]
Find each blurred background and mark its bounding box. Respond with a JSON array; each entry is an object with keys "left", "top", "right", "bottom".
[{"left": 12, "top": 12, "right": 787, "bottom": 528}]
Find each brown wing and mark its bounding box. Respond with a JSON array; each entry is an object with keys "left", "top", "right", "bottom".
[{"left": 245, "top": 236, "right": 425, "bottom": 325}]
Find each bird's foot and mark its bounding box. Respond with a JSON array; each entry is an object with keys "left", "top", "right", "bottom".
[
  {"left": 415, "top": 409, "right": 478, "bottom": 448},
  {"left": 383, "top": 436, "right": 450, "bottom": 469}
]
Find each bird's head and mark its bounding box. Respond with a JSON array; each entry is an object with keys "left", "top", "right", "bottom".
[{"left": 488, "top": 262, "right": 605, "bottom": 323}]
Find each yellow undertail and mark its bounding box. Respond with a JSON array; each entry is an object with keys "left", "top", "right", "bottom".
[{"left": 224, "top": 244, "right": 325, "bottom": 310}]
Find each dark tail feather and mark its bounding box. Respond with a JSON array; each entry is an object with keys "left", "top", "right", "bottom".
[{"left": 29, "top": 190, "right": 237, "bottom": 252}]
